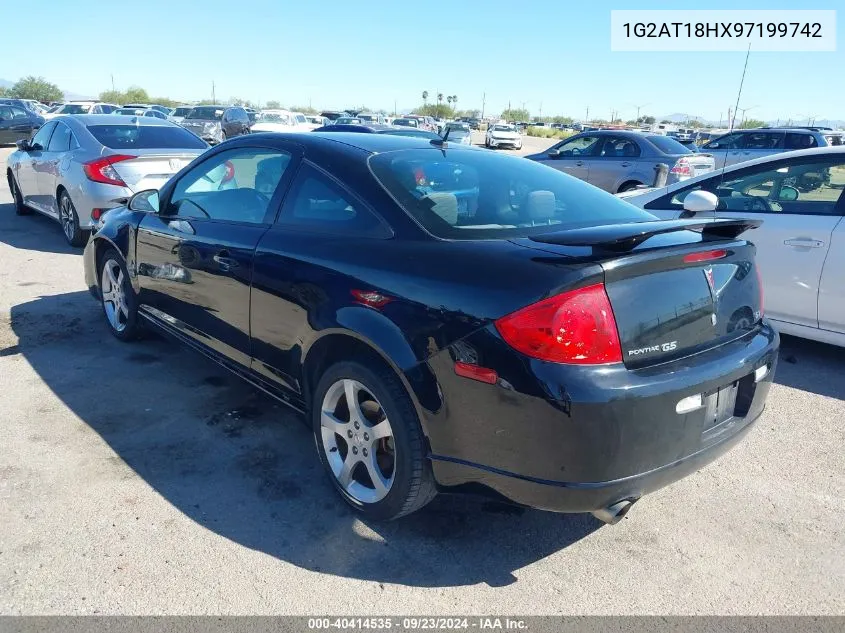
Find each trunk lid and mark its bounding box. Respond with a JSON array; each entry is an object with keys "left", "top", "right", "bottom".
[
  {"left": 108, "top": 149, "right": 202, "bottom": 192},
  {"left": 522, "top": 219, "right": 764, "bottom": 368}
]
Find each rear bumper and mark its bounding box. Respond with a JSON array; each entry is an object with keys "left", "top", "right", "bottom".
[
  {"left": 66, "top": 181, "right": 133, "bottom": 230},
  {"left": 420, "top": 322, "right": 779, "bottom": 513}
]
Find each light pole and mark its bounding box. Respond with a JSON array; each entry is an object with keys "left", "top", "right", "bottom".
[
  {"left": 737, "top": 105, "right": 758, "bottom": 129},
  {"left": 633, "top": 102, "right": 650, "bottom": 124}
]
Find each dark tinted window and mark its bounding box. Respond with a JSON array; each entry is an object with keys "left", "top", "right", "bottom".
[
  {"left": 370, "top": 148, "right": 655, "bottom": 239},
  {"left": 145, "top": 110, "right": 167, "bottom": 119},
  {"left": 47, "top": 123, "right": 73, "bottom": 152},
  {"left": 100, "top": 104, "right": 119, "bottom": 113},
  {"left": 8, "top": 106, "right": 29, "bottom": 120},
  {"left": 57, "top": 104, "right": 92, "bottom": 114},
  {"left": 229, "top": 108, "right": 247, "bottom": 122},
  {"left": 785, "top": 133, "right": 818, "bottom": 150},
  {"left": 743, "top": 132, "right": 782, "bottom": 150},
  {"left": 173, "top": 107, "right": 192, "bottom": 116},
  {"left": 30, "top": 121, "right": 57, "bottom": 149},
  {"left": 646, "top": 135, "right": 692, "bottom": 154},
  {"left": 599, "top": 136, "right": 642, "bottom": 158},
  {"left": 170, "top": 148, "right": 293, "bottom": 223},
  {"left": 185, "top": 107, "right": 224, "bottom": 120},
  {"left": 703, "top": 132, "right": 744, "bottom": 150},
  {"left": 0, "top": 106, "right": 13, "bottom": 120},
  {"left": 86, "top": 124, "right": 208, "bottom": 149},
  {"left": 279, "top": 165, "right": 388, "bottom": 237}
]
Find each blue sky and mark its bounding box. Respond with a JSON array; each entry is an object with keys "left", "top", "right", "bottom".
[{"left": 2, "top": 0, "right": 842, "bottom": 122}]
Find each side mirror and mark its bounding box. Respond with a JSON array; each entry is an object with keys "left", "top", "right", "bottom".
[
  {"left": 15, "top": 139, "right": 31, "bottom": 151},
  {"left": 683, "top": 190, "right": 718, "bottom": 213},
  {"left": 128, "top": 189, "right": 160, "bottom": 213},
  {"left": 547, "top": 148, "right": 561, "bottom": 157},
  {"left": 778, "top": 185, "right": 799, "bottom": 201}
]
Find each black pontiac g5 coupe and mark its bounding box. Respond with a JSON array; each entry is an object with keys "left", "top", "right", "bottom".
[{"left": 83, "top": 132, "right": 779, "bottom": 523}]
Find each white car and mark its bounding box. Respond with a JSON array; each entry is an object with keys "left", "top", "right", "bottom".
[
  {"left": 486, "top": 124, "right": 522, "bottom": 150},
  {"left": 251, "top": 109, "right": 313, "bottom": 133},
  {"left": 43, "top": 101, "right": 120, "bottom": 119},
  {"left": 619, "top": 146, "right": 845, "bottom": 347}
]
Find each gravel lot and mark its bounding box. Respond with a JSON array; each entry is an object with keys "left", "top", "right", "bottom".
[{"left": 1, "top": 143, "right": 843, "bottom": 615}]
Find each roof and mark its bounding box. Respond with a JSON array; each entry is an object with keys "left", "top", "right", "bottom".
[
  {"left": 247, "top": 131, "right": 458, "bottom": 155},
  {"left": 56, "top": 114, "right": 179, "bottom": 127}
]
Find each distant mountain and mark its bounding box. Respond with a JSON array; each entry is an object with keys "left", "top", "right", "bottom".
[
  {"left": 0, "top": 78, "right": 14, "bottom": 89},
  {"left": 63, "top": 90, "right": 95, "bottom": 101}
]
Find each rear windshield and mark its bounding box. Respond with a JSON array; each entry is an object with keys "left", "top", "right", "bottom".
[
  {"left": 646, "top": 135, "right": 692, "bottom": 154},
  {"left": 58, "top": 104, "right": 92, "bottom": 114},
  {"left": 369, "top": 148, "right": 655, "bottom": 239},
  {"left": 86, "top": 124, "right": 208, "bottom": 150},
  {"left": 186, "top": 107, "right": 224, "bottom": 120}
]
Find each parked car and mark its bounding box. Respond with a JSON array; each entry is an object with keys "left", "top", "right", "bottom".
[
  {"left": 81, "top": 132, "right": 777, "bottom": 523},
  {"left": 526, "top": 130, "right": 715, "bottom": 193},
  {"left": 114, "top": 107, "right": 167, "bottom": 119},
  {"left": 251, "top": 110, "right": 313, "bottom": 133},
  {"left": 245, "top": 108, "right": 259, "bottom": 125},
  {"left": 485, "top": 124, "right": 522, "bottom": 150},
  {"left": 467, "top": 118, "right": 480, "bottom": 130},
  {"left": 391, "top": 117, "right": 418, "bottom": 128},
  {"left": 181, "top": 105, "right": 250, "bottom": 144},
  {"left": 6, "top": 115, "right": 209, "bottom": 246},
  {"left": 334, "top": 116, "right": 363, "bottom": 126},
  {"left": 123, "top": 103, "right": 172, "bottom": 115},
  {"left": 619, "top": 146, "right": 845, "bottom": 347},
  {"left": 701, "top": 127, "right": 844, "bottom": 169},
  {"left": 313, "top": 124, "right": 441, "bottom": 140},
  {"left": 0, "top": 98, "right": 46, "bottom": 115},
  {"left": 0, "top": 103, "right": 45, "bottom": 144},
  {"left": 357, "top": 112, "right": 385, "bottom": 125},
  {"left": 168, "top": 105, "right": 194, "bottom": 124},
  {"left": 306, "top": 115, "right": 329, "bottom": 127},
  {"left": 441, "top": 122, "right": 473, "bottom": 145},
  {"left": 320, "top": 110, "right": 349, "bottom": 122},
  {"left": 43, "top": 101, "right": 120, "bottom": 119}
]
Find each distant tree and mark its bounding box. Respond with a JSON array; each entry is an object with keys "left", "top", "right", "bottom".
[
  {"left": 291, "top": 105, "right": 318, "bottom": 114},
  {"left": 10, "top": 76, "right": 63, "bottom": 102},
  {"left": 152, "top": 97, "right": 180, "bottom": 108},
  {"left": 500, "top": 108, "right": 530, "bottom": 122},
  {"left": 740, "top": 118, "right": 766, "bottom": 129},
  {"left": 660, "top": 119, "right": 672, "bottom": 124},
  {"left": 196, "top": 99, "right": 219, "bottom": 105},
  {"left": 0, "top": 86, "right": 9, "bottom": 97},
  {"left": 437, "top": 93, "right": 443, "bottom": 105},
  {"left": 123, "top": 86, "right": 150, "bottom": 104},
  {"left": 446, "top": 96, "right": 453, "bottom": 109},
  {"left": 451, "top": 95, "right": 458, "bottom": 112},
  {"left": 98, "top": 90, "right": 124, "bottom": 104},
  {"left": 266, "top": 100, "right": 281, "bottom": 109},
  {"left": 552, "top": 115, "right": 574, "bottom": 124},
  {"left": 638, "top": 115, "right": 656, "bottom": 125},
  {"left": 417, "top": 103, "right": 452, "bottom": 118},
  {"left": 422, "top": 90, "right": 428, "bottom": 105}
]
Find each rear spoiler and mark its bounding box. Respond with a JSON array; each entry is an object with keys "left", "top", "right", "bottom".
[{"left": 529, "top": 218, "right": 761, "bottom": 253}]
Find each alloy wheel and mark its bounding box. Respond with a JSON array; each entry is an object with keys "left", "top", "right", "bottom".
[
  {"left": 60, "top": 195, "right": 76, "bottom": 242},
  {"left": 101, "top": 259, "right": 129, "bottom": 332},
  {"left": 320, "top": 378, "right": 396, "bottom": 504}
]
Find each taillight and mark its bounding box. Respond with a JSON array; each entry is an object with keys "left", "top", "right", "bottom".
[
  {"left": 495, "top": 284, "right": 622, "bottom": 365},
  {"left": 670, "top": 157, "right": 692, "bottom": 177},
  {"left": 351, "top": 289, "right": 392, "bottom": 309},
  {"left": 83, "top": 154, "right": 135, "bottom": 187},
  {"left": 683, "top": 249, "right": 727, "bottom": 263}
]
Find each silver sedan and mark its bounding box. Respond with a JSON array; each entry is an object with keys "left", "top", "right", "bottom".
[{"left": 5, "top": 115, "right": 209, "bottom": 246}]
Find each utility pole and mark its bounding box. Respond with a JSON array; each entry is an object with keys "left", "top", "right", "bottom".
[
  {"left": 481, "top": 91, "right": 486, "bottom": 120},
  {"left": 111, "top": 74, "right": 115, "bottom": 92},
  {"left": 212, "top": 81, "right": 216, "bottom": 104},
  {"left": 538, "top": 101, "right": 542, "bottom": 120},
  {"left": 393, "top": 99, "right": 397, "bottom": 116},
  {"left": 585, "top": 106, "right": 589, "bottom": 124}
]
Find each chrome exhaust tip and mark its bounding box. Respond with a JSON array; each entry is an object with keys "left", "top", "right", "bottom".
[{"left": 591, "top": 499, "right": 635, "bottom": 525}]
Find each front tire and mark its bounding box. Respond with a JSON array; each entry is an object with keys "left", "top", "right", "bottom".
[
  {"left": 58, "top": 191, "right": 87, "bottom": 247},
  {"left": 99, "top": 248, "right": 143, "bottom": 341},
  {"left": 312, "top": 360, "right": 436, "bottom": 521},
  {"left": 618, "top": 181, "right": 644, "bottom": 193},
  {"left": 7, "top": 172, "right": 30, "bottom": 216}
]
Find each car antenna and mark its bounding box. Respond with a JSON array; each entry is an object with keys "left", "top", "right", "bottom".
[{"left": 430, "top": 126, "right": 450, "bottom": 149}]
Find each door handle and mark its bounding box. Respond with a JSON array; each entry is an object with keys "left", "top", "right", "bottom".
[
  {"left": 574, "top": 161, "right": 583, "bottom": 166},
  {"left": 784, "top": 238, "right": 824, "bottom": 248},
  {"left": 620, "top": 162, "right": 631, "bottom": 167},
  {"left": 213, "top": 252, "right": 238, "bottom": 271}
]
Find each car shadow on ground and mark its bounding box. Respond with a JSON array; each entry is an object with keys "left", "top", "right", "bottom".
[
  {"left": 774, "top": 334, "right": 845, "bottom": 400},
  {"left": 0, "top": 202, "right": 79, "bottom": 254},
  {"left": 8, "top": 290, "right": 602, "bottom": 588}
]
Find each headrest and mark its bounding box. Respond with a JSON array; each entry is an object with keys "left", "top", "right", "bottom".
[
  {"left": 526, "top": 190, "right": 556, "bottom": 220},
  {"left": 423, "top": 192, "right": 459, "bottom": 225}
]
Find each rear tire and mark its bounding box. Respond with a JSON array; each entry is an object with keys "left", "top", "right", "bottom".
[
  {"left": 7, "top": 171, "right": 30, "bottom": 216},
  {"left": 99, "top": 248, "right": 143, "bottom": 342},
  {"left": 312, "top": 360, "right": 436, "bottom": 521},
  {"left": 58, "top": 190, "right": 87, "bottom": 247},
  {"left": 618, "top": 181, "right": 643, "bottom": 193}
]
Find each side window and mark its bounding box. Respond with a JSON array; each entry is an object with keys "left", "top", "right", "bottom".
[
  {"left": 0, "top": 106, "right": 11, "bottom": 120},
  {"left": 598, "top": 136, "right": 641, "bottom": 158},
  {"left": 556, "top": 135, "right": 601, "bottom": 156},
  {"left": 30, "top": 121, "right": 57, "bottom": 150},
  {"left": 785, "top": 133, "right": 818, "bottom": 150},
  {"left": 744, "top": 133, "right": 783, "bottom": 150},
  {"left": 222, "top": 110, "right": 231, "bottom": 122},
  {"left": 10, "top": 106, "right": 29, "bottom": 119},
  {"left": 168, "top": 147, "right": 293, "bottom": 224},
  {"left": 47, "top": 123, "right": 73, "bottom": 152},
  {"left": 278, "top": 164, "right": 390, "bottom": 237},
  {"left": 704, "top": 133, "right": 745, "bottom": 150}
]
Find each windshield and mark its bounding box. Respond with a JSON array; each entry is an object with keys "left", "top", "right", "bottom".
[
  {"left": 58, "top": 104, "right": 92, "bottom": 114},
  {"left": 393, "top": 119, "right": 417, "bottom": 127},
  {"left": 294, "top": 114, "right": 307, "bottom": 124},
  {"left": 493, "top": 125, "right": 515, "bottom": 132},
  {"left": 86, "top": 124, "right": 208, "bottom": 150},
  {"left": 173, "top": 107, "right": 192, "bottom": 116},
  {"left": 186, "top": 107, "right": 224, "bottom": 120},
  {"left": 369, "top": 148, "right": 655, "bottom": 239},
  {"left": 647, "top": 135, "right": 692, "bottom": 155},
  {"left": 258, "top": 112, "right": 291, "bottom": 124}
]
